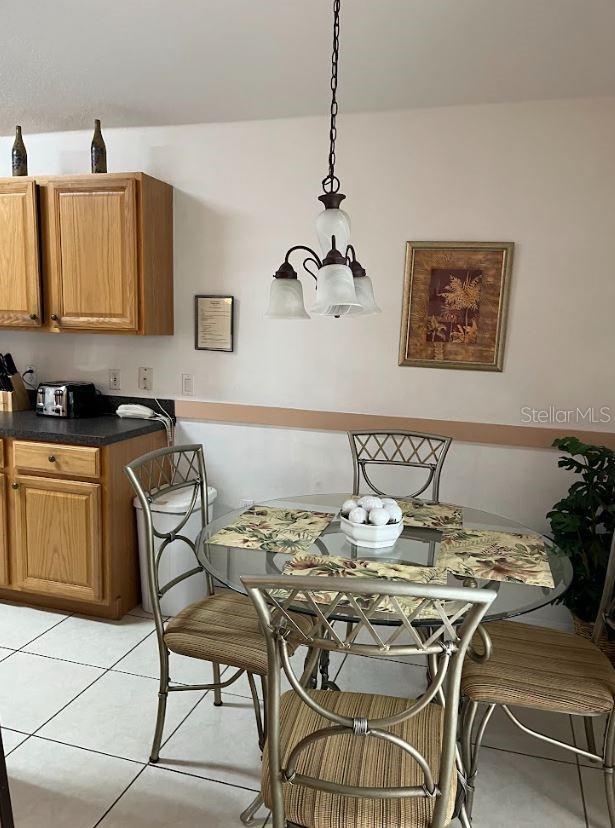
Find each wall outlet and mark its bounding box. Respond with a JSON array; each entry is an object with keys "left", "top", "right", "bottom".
[
  {"left": 108, "top": 369, "right": 121, "bottom": 391},
  {"left": 181, "top": 372, "right": 194, "bottom": 396},
  {"left": 239, "top": 498, "right": 255, "bottom": 509},
  {"left": 138, "top": 367, "right": 153, "bottom": 391},
  {"left": 23, "top": 364, "right": 37, "bottom": 389}
]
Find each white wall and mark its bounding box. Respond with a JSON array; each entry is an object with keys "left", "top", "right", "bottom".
[
  {"left": 0, "top": 96, "right": 613, "bottom": 423},
  {"left": 0, "top": 98, "right": 612, "bottom": 625}
]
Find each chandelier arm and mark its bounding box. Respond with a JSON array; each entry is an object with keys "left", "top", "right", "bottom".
[
  {"left": 284, "top": 245, "right": 323, "bottom": 280},
  {"left": 302, "top": 257, "right": 320, "bottom": 280},
  {"left": 322, "top": 0, "right": 342, "bottom": 195}
]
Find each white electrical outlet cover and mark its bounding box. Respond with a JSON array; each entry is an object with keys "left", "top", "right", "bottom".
[{"left": 138, "top": 367, "right": 153, "bottom": 391}]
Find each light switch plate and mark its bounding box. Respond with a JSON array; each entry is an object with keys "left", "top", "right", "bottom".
[{"left": 181, "top": 373, "right": 194, "bottom": 396}]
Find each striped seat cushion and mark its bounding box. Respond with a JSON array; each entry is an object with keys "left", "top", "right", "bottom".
[
  {"left": 262, "top": 690, "right": 456, "bottom": 828},
  {"left": 164, "top": 592, "right": 312, "bottom": 676},
  {"left": 462, "top": 620, "right": 615, "bottom": 714}
]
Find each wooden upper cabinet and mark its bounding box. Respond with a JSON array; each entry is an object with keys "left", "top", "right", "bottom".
[
  {"left": 45, "top": 177, "right": 139, "bottom": 331},
  {"left": 0, "top": 180, "right": 42, "bottom": 327},
  {"left": 0, "top": 172, "right": 173, "bottom": 335}
]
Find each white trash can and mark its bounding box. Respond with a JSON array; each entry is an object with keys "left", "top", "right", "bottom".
[{"left": 134, "top": 485, "right": 217, "bottom": 616}]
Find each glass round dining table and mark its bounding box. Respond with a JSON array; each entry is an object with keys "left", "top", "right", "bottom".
[{"left": 196, "top": 493, "right": 572, "bottom": 627}]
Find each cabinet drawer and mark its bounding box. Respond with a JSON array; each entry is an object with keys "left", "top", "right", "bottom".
[{"left": 13, "top": 441, "right": 100, "bottom": 479}]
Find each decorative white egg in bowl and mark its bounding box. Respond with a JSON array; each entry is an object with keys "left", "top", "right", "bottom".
[{"left": 339, "top": 496, "right": 404, "bottom": 549}]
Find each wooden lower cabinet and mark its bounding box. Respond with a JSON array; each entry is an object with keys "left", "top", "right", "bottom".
[
  {"left": 11, "top": 475, "right": 102, "bottom": 602},
  {"left": 0, "top": 428, "right": 165, "bottom": 618}
]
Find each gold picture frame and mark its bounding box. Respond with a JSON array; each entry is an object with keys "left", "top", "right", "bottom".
[{"left": 398, "top": 241, "right": 514, "bottom": 371}]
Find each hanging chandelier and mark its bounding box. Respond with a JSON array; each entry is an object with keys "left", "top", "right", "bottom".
[{"left": 266, "top": 0, "right": 380, "bottom": 319}]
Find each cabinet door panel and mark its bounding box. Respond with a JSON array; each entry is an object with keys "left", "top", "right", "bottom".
[
  {"left": 46, "top": 178, "right": 138, "bottom": 331},
  {"left": 0, "top": 475, "right": 8, "bottom": 585},
  {"left": 12, "top": 475, "right": 102, "bottom": 601},
  {"left": 0, "top": 181, "right": 42, "bottom": 326}
]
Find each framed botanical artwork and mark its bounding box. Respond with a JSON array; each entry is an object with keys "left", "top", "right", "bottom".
[
  {"left": 195, "top": 295, "right": 234, "bottom": 352},
  {"left": 398, "top": 241, "right": 514, "bottom": 371}
]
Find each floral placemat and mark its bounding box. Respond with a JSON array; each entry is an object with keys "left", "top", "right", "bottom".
[
  {"left": 275, "top": 553, "right": 448, "bottom": 617},
  {"left": 397, "top": 500, "right": 463, "bottom": 530},
  {"left": 206, "top": 505, "right": 333, "bottom": 554},
  {"left": 437, "top": 529, "right": 554, "bottom": 588}
]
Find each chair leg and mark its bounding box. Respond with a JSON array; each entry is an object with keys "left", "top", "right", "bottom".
[
  {"left": 150, "top": 646, "right": 170, "bottom": 763},
  {"left": 463, "top": 701, "right": 495, "bottom": 820},
  {"left": 584, "top": 717, "right": 598, "bottom": 756},
  {"left": 261, "top": 676, "right": 268, "bottom": 744},
  {"left": 0, "top": 726, "right": 14, "bottom": 828},
  {"left": 240, "top": 792, "right": 265, "bottom": 826},
  {"left": 247, "top": 673, "right": 265, "bottom": 752},
  {"left": 604, "top": 711, "right": 615, "bottom": 828},
  {"left": 212, "top": 662, "right": 223, "bottom": 707},
  {"left": 605, "top": 768, "right": 615, "bottom": 828},
  {"left": 458, "top": 803, "right": 472, "bottom": 828}
]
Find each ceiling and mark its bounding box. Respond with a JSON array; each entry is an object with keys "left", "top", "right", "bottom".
[{"left": 2, "top": 0, "right": 615, "bottom": 135}]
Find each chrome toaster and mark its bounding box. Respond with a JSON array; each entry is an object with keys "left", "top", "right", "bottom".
[{"left": 36, "top": 381, "right": 98, "bottom": 418}]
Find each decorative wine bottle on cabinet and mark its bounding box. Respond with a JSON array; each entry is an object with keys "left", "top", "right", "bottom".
[
  {"left": 11, "top": 126, "right": 27, "bottom": 176},
  {"left": 91, "top": 118, "right": 107, "bottom": 173}
]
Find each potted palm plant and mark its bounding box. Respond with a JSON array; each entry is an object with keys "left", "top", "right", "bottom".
[{"left": 547, "top": 437, "right": 615, "bottom": 650}]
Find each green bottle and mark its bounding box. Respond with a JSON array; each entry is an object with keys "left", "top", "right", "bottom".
[
  {"left": 12, "top": 126, "right": 27, "bottom": 176},
  {"left": 91, "top": 119, "right": 107, "bottom": 173}
]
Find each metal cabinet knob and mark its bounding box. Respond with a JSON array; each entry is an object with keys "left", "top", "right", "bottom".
[
  {"left": 29, "top": 313, "right": 38, "bottom": 320},
  {"left": 11, "top": 482, "right": 19, "bottom": 490},
  {"left": 48, "top": 455, "right": 56, "bottom": 463},
  {"left": 50, "top": 314, "right": 59, "bottom": 321}
]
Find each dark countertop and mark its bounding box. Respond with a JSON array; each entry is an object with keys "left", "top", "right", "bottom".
[{"left": 0, "top": 410, "right": 165, "bottom": 446}]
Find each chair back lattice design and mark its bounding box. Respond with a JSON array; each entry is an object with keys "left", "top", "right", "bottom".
[
  {"left": 242, "top": 574, "right": 495, "bottom": 828},
  {"left": 348, "top": 430, "right": 452, "bottom": 502},
  {"left": 125, "top": 444, "right": 209, "bottom": 630},
  {"left": 594, "top": 531, "right": 615, "bottom": 643}
]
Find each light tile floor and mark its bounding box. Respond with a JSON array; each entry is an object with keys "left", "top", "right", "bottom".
[{"left": 0, "top": 600, "right": 609, "bottom": 827}]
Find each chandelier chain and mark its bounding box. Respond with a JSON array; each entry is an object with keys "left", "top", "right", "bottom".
[{"left": 323, "top": 0, "right": 341, "bottom": 194}]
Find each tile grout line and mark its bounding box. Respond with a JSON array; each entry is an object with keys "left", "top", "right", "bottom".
[
  {"left": 474, "top": 742, "right": 599, "bottom": 769},
  {"left": 88, "top": 666, "right": 231, "bottom": 825},
  {"left": 8, "top": 625, "right": 213, "bottom": 686},
  {"left": 91, "top": 763, "right": 148, "bottom": 828},
  {"left": 25, "top": 624, "right": 161, "bottom": 741},
  {"left": 17, "top": 732, "right": 147, "bottom": 766},
  {"left": 0, "top": 612, "right": 77, "bottom": 757},
  {"left": 158, "top": 687, "right": 211, "bottom": 753},
  {"left": 4, "top": 610, "right": 75, "bottom": 655},
  {"left": 148, "top": 761, "right": 261, "bottom": 794},
  {"left": 1, "top": 606, "right": 263, "bottom": 824}
]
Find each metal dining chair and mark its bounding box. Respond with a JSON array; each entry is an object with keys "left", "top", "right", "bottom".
[
  {"left": 125, "top": 444, "right": 313, "bottom": 763},
  {"left": 0, "top": 724, "right": 14, "bottom": 828},
  {"left": 461, "top": 530, "right": 615, "bottom": 825},
  {"left": 348, "top": 430, "right": 452, "bottom": 503},
  {"left": 242, "top": 572, "right": 496, "bottom": 828}
]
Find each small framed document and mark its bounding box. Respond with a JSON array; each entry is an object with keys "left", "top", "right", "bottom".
[{"left": 195, "top": 295, "right": 234, "bottom": 352}]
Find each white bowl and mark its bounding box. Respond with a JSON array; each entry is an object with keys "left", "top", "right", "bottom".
[{"left": 340, "top": 514, "right": 404, "bottom": 549}]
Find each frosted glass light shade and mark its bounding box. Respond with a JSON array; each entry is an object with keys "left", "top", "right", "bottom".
[
  {"left": 266, "top": 278, "right": 309, "bottom": 319},
  {"left": 311, "top": 263, "right": 360, "bottom": 315},
  {"left": 346, "top": 275, "right": 381, "bottom": 316},
  {"left": 316, "top": 207, "right": 351, "bottom": 255}
]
